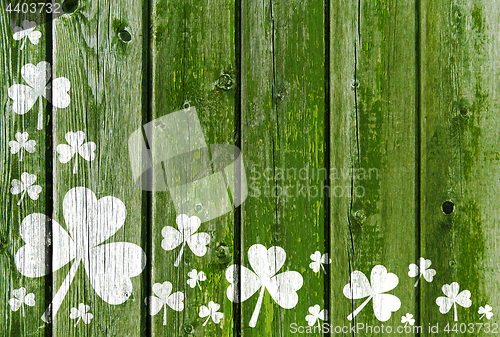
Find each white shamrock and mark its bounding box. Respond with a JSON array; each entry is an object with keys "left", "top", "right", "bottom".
[
  {"left": 479, "top": 305, "right": 494, "bottom": 320},
  {"left": 8, "top": 61, "right": 71, "bottom": 130},
  {"left": 401, "top": 313, "right": 415, "bottom": 327},
  {"left": 309, "top": 251, "right": 331, "bottom": 273},
  {"left": 9, "top": 287, "right": 35, "bottom": 317},
  {"left": 343, "top": 265, "right": 401, "bottom": 322},
  {"left": 14, "top": 187, "right": 146, "bottom": 323},
  {"left": 13, "top": 20, "right": 41, "bottom": 49},
  {"left": 11, "top": 172, "right": 42, "bottom": 205},
  {"left": 226, "top": 244, "right": 303, "bottom": 328},
  {"left": 56, "top": 131, "right": 96, "bottom": 174},
  {"left": 199, "top": 301, "right": 223, "bottom": 326},
  {"left": 187, "top": 269, "right": 206, "bottom": 290},
  {"left": 9, "top": 132, "right": 36, "bottom": 161},
  {"left": 161, "top": 214, "right": 210, "bottom": 267},
  {"left": 408, "top": 257, "right": 436, "bottom": 287},
  {"left": 70, "top": 303, "right": 93, "bottom": 326},
  {"left": 305, "top": 305, "right": 328, "bottom": 329},
  {"left": 436, "top": 282, "right": 472, "bottom": 322},
  {"left": 145, "top": 281, "right": 184, "bottom": 326}
]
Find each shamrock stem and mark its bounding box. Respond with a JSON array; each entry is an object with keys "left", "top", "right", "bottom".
[
  {"left": 198, "top": 281, "right": 202, "bottom": 291},
  {"left": 73, "top": 156, "right": 78, "bottom": 174},
  {"left": 480, "top": 314, "right": 485, "bottom": 320},
  {"left": 414, "top": 274, "right": 422, "bottom": 287},
  {"left": 203, "top": 316, "right": 210, "bottom": 326},
  {"left": 74, "top": 317, "right": 81, "bottom": 327},
  {"left": 17, "top": 191, "right": 26, "bottom": 205},
  {"left": 347, "top": 296, "right": 373, "bottom": 321},
  {"left": 20, "top": 38, "right": 26, "bottom": 50},
  {"left": 19, "top": 149, "right": 24, "bottom": 161},
  {"left": 317, "top": 319, "right": 321, "bottom": 331},
  {"left": 174, "top": 242, "right": 186, "bottom": 267},
  {"left": 454, "top": 302, "right": 458, "bottom": 322},
  {"left": 37, "top": 99, "right": 44, "bottom": 130},
  {"left": 22, "top": 303, "right": 25, "bottom": 318},
  {"left": 249, "top": 286, "right": 266, "bottom": 328},
  {"left": 41, "top": 257, "right": 81, "bottom": 323},
  {"left": 320, "top": 264, "right": 326, "bottom": 273},
  {"left": 163, "top": 305, "right": 167, "bottom": 326}
]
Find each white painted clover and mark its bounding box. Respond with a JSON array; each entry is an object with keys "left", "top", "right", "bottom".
[
  {"left": 199, "top": 301, "right": 223, "bottom": 326},
  {"left": 10, "top": 172, "right": 42, "bottom": 205},
  {"left": 9, "top": 132, "right": 36, "bottom": 161},
  {"left": 401, "top": 313, "right": 415, "bottom": 327},
  {"left": 145, "top": 281, "right": 184, "bottom": 326},
  {"left": 70, "top": 303, "right": 93, "bottom": 326},
  {"left": 56, "top": 131, "right": 96, "bottom": 174},
  {"left": 309, "top": 251, "right": 331, "bottom": 273},
  {"left": 9, "top": 287, "right": 35, "bottom": 317},
  {"left": 436, "top": 282, "right": 472, "bottom": 322},
  {"left": 13, "top": 20, "right": 41, "bottom": 49},
  {"left": 187, "top": 269, "right": 206, "bottom": 290},
  {"left": 479, "top": 305, "right": 493, "bottom": 320},
  {"left": 408, "top": 257, "right": 436, "bottom": 287},
  {"left": 305, "top": 305, "right": 328, "bottom": 329}
]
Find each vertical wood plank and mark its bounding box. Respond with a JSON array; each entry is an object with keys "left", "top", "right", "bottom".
[
  {"left": 149, "top": 0, "right": 236, "bottom": 335},
  {"left": 330, "top": 0, "right": 418, "bottom": 330},
  {"left": 421, "top": 0, "right": 500, "bottom": 331},
  {"left": 1, "top": 8, "right": 48, "bottom": 337},
  {"left": 240, "top": 0, "right": 326, "bottom": 334},
  {"left": 51, "top": 1, "right": 146, "bottom": 335}
]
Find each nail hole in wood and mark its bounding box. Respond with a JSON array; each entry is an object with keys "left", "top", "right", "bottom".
[
  {"left": 118, "top": 30, "right": 132, "bottom": 42},
  {"left": 460, "top": 107, "right": 469, "bottom": 116},
  {"left": 442, "top": 201, "right": 454, "bottom": 214},
  {"left": 62, "top": 0, "right": 79, "bottom": 13}
]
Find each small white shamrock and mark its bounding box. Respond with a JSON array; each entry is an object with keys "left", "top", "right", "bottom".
[
  {"left": 309, "top": 251, "right": 331, "bottom": 273},
  {"left": 343, "top": 265, "right": 401, "bottom": 322},
  {"left": 436, "top": 282, "right": 472, "bottom": 322},
  {"left": 15, "top": 187, "right": 146, "bottom": 323},
  {"left": 11, "top": 172, "right": 42, "bottom": 205},
  {"left": 226, "top": 244, "right": 303, "bottom": 328},
  {"left": 56, "top": 131, "right": 96, "bottom": 174},
  {"left": 8, "top": 61, "right": 70, "bottom": 130},
  {"left": 408, "top": 257, "right": 436, "bottom": 287},
  {"left": 9, "top": 287, "right": 35, "bottom": 317},
  {"left": 161, "top": 214, "right": 210, "bottom": 267},
  {"left": 199, "top": 301, "right": 223, "bottom": 326},
  {"left": 187, "top": 269, "right": 206, "bottom": 290},
  {"left": 401, "top": 313, "right": 415, "bottom": 327},
  {"left": 479, "top": 305, "right": 494, "bottom": 320},
  {"left": 305, "top": 305, "right": 328, "bottom": 329},
  {"left": 145, "top": 281, "right": 184, "bottom": 326},
  {"left": 70, "top": 303, "right": 93, "bottom": 326},
  {"left": 9, "top": 132, "right": 36, "bottom": 161},
  {"left": 13, "top": 20, "right": 41, "bottom": 49}
]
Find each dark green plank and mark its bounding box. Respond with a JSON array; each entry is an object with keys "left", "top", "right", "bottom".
[{"left": 421, "top": 0, "right": 499, "bottom": 334}]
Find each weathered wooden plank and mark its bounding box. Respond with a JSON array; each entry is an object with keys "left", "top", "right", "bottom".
[
  {"left": 149, "top": 0, "right": 236, "bottom": 335},
  {"left": 0, "top": 8, "right": 48, "bottom": 337},
  {"left": 239, "top": 0, "right": 327, "bottom": 334},
  {"left": 421, "top": 0, "right": 500, "bottom": 333},
  {"left": 50, "top": 1, "right": 146, "bottom": 335},
  {"left": 330, "top": 0, "right": 418, "bottom": 332}
]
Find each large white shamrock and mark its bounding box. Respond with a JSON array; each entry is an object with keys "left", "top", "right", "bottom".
[
  {"left": 14, "top": 187, "right": 146, "bottom": 323},
  {"left": 8, "top": 61, "right": 70, "bottom": 130},
  {"left": 13, "top": 20, "right": 41, "bottom": 49},
  {"left": 309, "top": 251, "right": 331, "bottom": 273},
  {"left": 343, "top": 265, "right": 401, "bottom": 322},
  {"left": 161, "top": 214, "right": 210, "bottom": 267},
  {"left": 436, "top": 282, "right": 472, "bottom": 321},
  {"left": 199, "top": 301, "right": 223, "bottom": 326},
  {"left": 145, "top": 281, "right": 184, "bottom": 326},
  {"left": 226, "top": 244, "right": 303, "bottom": 328},
  {"left": 9, "top": 132, "right": 36, "bottom": 161},
  {"left": 408, "top": 257, "right": 436, "bottom": 287},
  {"left": 305, "top": 305, "right": 328, "bottom": 328},
  {"left": 70, "top": 303, "right": 93, "bottom": 326},
  {"left": 56, "top": 131, "right": 96, "bottom": 174},
  {"left": 11, "top": 172, "right": 42, "bottom": 205},
  {"left": 9, "top": 287, "right": 35, "bottom": 317}
]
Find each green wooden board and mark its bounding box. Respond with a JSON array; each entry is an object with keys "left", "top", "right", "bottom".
[{"left": 1, "top": 0, "right": 499, "bottom": 336}]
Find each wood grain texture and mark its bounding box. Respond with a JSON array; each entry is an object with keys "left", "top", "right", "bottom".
[
  {"left": 50, "top": 0, "right": 146, "bottom": 335},
  {"left": 149, "top": 0, "right": 236, "bottom": 335},
  {"left": 330, "top": 0, "right": 418, "bottom": 330},
  {"left": 0, "top": 7, "right": 48, "bottom": 337},
  {"left": 240, "top": 0, "right": 326, "bottom": 334},
  {"left": 421, "top": 0, "right": 500, "bottom": 333}
]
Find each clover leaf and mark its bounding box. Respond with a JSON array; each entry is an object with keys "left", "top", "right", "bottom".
[
  {"left": 70, "top": 303, "right": 93, "bottom": 326},
  {"left": 9, "top": 287, "right": 35, "bottom": 318},
  {"left": 10, "top": 172, "right": 42, "bottom": 205},
  {"left": 9, "top": 132, "right": 36, "bottom": 161},
  {"left": 14, "top": 187, "right": 146, "bottom": 323},
  {"left": 161, "top": 214, "right": 210, "bottom": 267},
  {"left": 436, "top": 282, "right": 472, "bottom": 322},
  {"left": 187, "top": 269, "right": 206, "bottom": 290},
  {"left": 401, "top": 313, "right": 415, "bottom": 327},
  {"left": 8, "top": 61, "right": 70, "bottom": 130},
  {"left": 305, "top": 305, "right": 328, "bottom": 329},
  {"left": 479, "top": 305, "right": 493, "bottom": 320},
  {"left": 226, "top": 244, "right": 303, "bottom": 327},
  {"left": 343, "top": 265, "right": 401, "bottom": 322},
  {"left": 56, "top": 131, "right": 96, "bottom": 174},
  {"left": 13, "top": 20, "right": 41, "bottom": 50},
  {"left": 408, "top": 257, "right": 436, "bottom": 287},
  {"left": 309, "top": 251, "right": 331, "bottom": 273},
  {"left": 145, "top": 281, "right": 184, "bottom": 326},
  {"left": 199, "top": 301, "right": 223, "bottom": 326}
]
